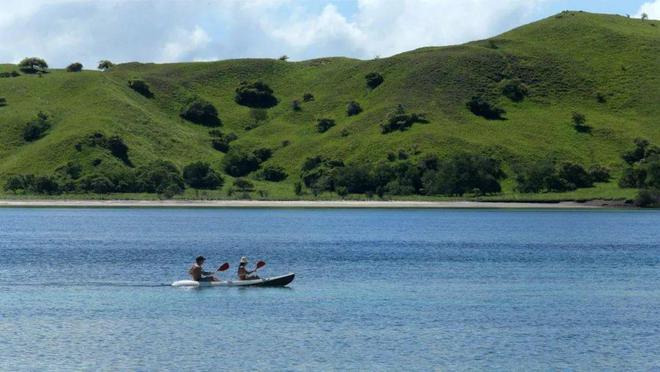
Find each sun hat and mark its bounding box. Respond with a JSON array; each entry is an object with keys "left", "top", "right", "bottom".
[{"left": 240, "top": 256, "right": 248, "bottom": 264}]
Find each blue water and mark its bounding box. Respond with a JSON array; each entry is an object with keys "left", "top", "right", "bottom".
[{"left": 1, "top": 208, "right": 659, "bottom": 370}]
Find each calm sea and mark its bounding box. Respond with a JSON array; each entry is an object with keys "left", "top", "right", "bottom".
[{"left": 1, "top": 208, "right": 659, "bottom": 370}]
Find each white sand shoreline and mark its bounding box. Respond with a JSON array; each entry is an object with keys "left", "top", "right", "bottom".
[{"left": 0, "top": 199, "right": 621, "bottom": 209}]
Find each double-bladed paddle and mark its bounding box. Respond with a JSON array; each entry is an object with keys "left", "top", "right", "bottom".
[{"left": 217, "top": 262, "right": 230, "bottom": 272}]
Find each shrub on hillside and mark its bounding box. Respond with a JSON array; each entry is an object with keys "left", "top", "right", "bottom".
[
  {"left": 135, "top": 160, "right": 184, "bottom": 194},
  {"left": 291, "top": 100, "right": 302, "bottom": 111},
  {"left": 0, "top": 97, "right": 6, "bottom": 107},
  {"left": 346, "top": 101, "right": 362, "bottom": 116},
  {"left": 256, "top": 165, "right": 287, "bottom": 182},
  {"left": 180, "top": 98, "right": 221, "bottom": 126},
  {"left": 380, "top": 105, "right": 427, "bottom": 133},
  {"left": 222, "top": 148, "right": 261, "bottom": 177},
  {"left": 316, "top": 118, "right": 336, "bottom": 133},
  {"left": 571, "top": 112, "right": 590, "bottom": 133},
  {"left": 106, "top": 135, "right": 131, "bottom": 165},
  {"left": 558, "top": 162, "right": 593, "bottom": 189},
  {"left": 515, "top": 160, "right": 602, "bottom": 193},
  {"left": 467, "top": 96, "right": 506, "bottom": 120},
  {"left": 78, "top": 175, "right": 116, "bottom": 194},
  {"left": 234, "top": 81, "right": 278, "bottom": 108},
  {"left": 23, "top": 112, "right": 51, "bottom": 141},
  {"left": 422, "top": 154, "right": 505, "bottom": 196},
  {"left": 18, "top": 57, "right": 48, "bottom": 74},
  {"left": 622, "top": 138, "right": 650, "bottom": 164},
  {"left": 98, "top": 60, "right": 114, "bottom": 71},
  {"left": 128, "top": 79, "right": 153, "bottom": 98},
  {"left": 66, "top": 62, "right": 83, "bottom": 72},
  {"left": 365, "top": 72, "right": 384, "bottom": 89},
  {"left": 232, "top": 178, "right": 255, "bottom": 193},
  {"left": 0, "top": 71, "right": 20, "bottom": 78},
  {"left": 183, "top": 162, "right": 223, "bottom": 189},
  {"left": 500, "top": 79, "right": 529, "bottom": 102},
  {"left": 588, "top": 165, "right": 611, "bottom": 183},
  {"left": 209, "top": 130, "right": 238, "bottom": 153},
  {"left": 253, "top": 148, "right": 273, "bottom": 162},
  {"left": 302, "top": 93, "right": 315, "bottom": 102}
]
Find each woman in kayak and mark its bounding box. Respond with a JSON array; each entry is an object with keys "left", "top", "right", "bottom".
[
  {"left": 237, "top": 256, "right": 260, "bottom": 280},
  {"left": 189, "top": 256, "right": 218, "bottom": 282}
]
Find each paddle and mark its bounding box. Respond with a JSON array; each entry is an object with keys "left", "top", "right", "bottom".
[
  {"left": 217, "top": 262, "right": 230, "bottom": 272},
  {"left": 254, "top": 260, "right": 266, "bottom": 273}
]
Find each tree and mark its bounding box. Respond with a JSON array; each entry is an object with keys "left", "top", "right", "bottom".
[
  {"left": 66, "top": 62, "right": 83, "bottom": 72},
  {"left": 106, "top": 135, "right": 131, "bottom": 166},
  {"left": 500, "top": 79, "right": 529, "bottom": 102},
  {"left": 23, "top": 112, "right": 51, "bottom": 141},
  {"left": 180, "top": 98, "right": 221, "bottom": 126},
  {"left": 222, "top": 148, "right": 261, "bottom": 177},
  {"left": 0, "top": 97, "right": 6, "bottom": 107},
  {"left": 232, "top": 178, "right": 255, "bottom": 192},
  {"left": 291, "top": 100, "right": 302, "bottom": 111},
  {"left": 571, "top": 112, "right": 590, "bottom": 133},
  {"left": 346, "top": 101, "right": 362, "bottom": 116},
  {"left": 135, "top": 160, "right": 184, "bottom": 194},
  {"left": 234, "top": 81, "right": 278, "bottom": 108},
  {"left": 466, "top": 96, "right": 506, "bottom": 120},
  {"left": 210, "top": 131, "right": 237, "bottom": 153},
  {"left": 641, "top": 12, "right": 649, "bottom": 21},
  {"left": 316, "top": 118, "right": 336, "bottom": 133},
  {"left": 380, "top": 105, "right": 427, "bottom": 133},
  {"left": 278, "top": 55, "right": 289, "bottom": 61},
  {"left": 303, "top": 93, "right": 315, "bottom": 102},
  {"left": 18, "top": 57, "right": 48, "bottom": 74},
  {"left": 98, "top": 60, "right": 115, "bottom": 71},
  {"left": 128, "top": 79, "right": 153, "bottom": 98},
  {"left": 256, "top": 165, "right": 288, "bottom": 182},
  {"left": 365, "top": 72, "right": 384, "bottom": 89},
  {"left": 183, "top": 162, "right": 223, "bottom": 189}
]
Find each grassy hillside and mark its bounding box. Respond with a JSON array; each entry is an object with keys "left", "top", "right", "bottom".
[{"left": 0, "top": 11, "right": 658, "bottom": 200}]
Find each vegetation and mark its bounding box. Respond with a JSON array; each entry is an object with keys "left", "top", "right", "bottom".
[
  {"left": 467, "top": 96, "right": 506, "bottom": 120},
  {"left": 18, "top": 57, "right": 48, "bottom": 74},
  {"left": 234, "top": 81, "right": 278, "bottom": 108},
  {"left": 182, "top": 162, "right": 223, "bottom": 189},
  {"left": 128, "top": 79, "right": 153, "bottom": 98},
  {"left": 66, "top": 63, "right": 83, "bottom": 72},
  {"left": 180, "top": 98, "right": 221, "bottom": 126},
  {"left": 0, "top": 12, "right": 659, "bottom": 202},
  {"left": 98, "top": 60, "right": 114, "bottom": 71},
  {"left": 346, "top": 101, "right": 362, "bottom": 116},
  {"left": 0, "top": 97, "right": 6, "bottom": 107},
  {"left": 256, "top": 165, "right": 287, "bottom": 182},
  {"left": 316, "top": 118, "right": 335, "bottom": 133},
  {"left": 571, "top": 112, "right": 590, "bottom": 133},
  {"left": 0, "top": 71, "right": 20, "bottom": 78},
  {"left": 23, "top": 112, "right": 51, "bottom": 141},
  {"left": 365, "top": 72, "right": 384, "bottom": 89}
]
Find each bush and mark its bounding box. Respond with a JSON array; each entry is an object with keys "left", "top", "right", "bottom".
[
  {"left": 622, "top": 138, "right": 650, "bottom": 164},
  {"left": 106, "top": 135, "right": 131, "bottom": 165},
  {"left": 256, "top": 165, "right": 288, "bottom": 182},
  {"left": 571, "top": 112, "right": 590, "bottom": 133},
  {"left": 346, "top": 101, "right": 362, "bottom": 116},
  {"left": 78, "top": 175, "right": 116, "bottom": 194},
  {"left": 135, "top": 160, "right": 184, "bottom": 194},
  {"left": 66, "top": 62, "right": 83, "bottom": 72},
  {"left": 0, "top": 97, "right": 6, "bottom": 107},
  {"left": 303, "top": 93, "right": 315, "bottom": 102},
  {"left": 254, "top": 148, "right": 273, "bottom": 162},
  {"left": 222, "top": 148, "right": 261, "bottom": 177},
  {"left": 500, "top": 79, "right": 529, "bottom": 102},
  {"left": 365, "top": 72, "right": 384, "bottom": 89},
  {"left": 232, "top": 178, "right": 255, "bottom": 192},
  {"left": 210, "top": 131, "right": 237, "bottom": 153},
  {"left": 33, "top": 176, "right": 61, "bottom": 194},
  {"left": 128, "top": 79, "right": 153, "bottom": 98},
  {"left": 635, "top": 189, "right": 659, "bottom": 207},
  {"left": 316, "top": 118, "right": 336, "bottom": 133},
  {"left": 291, "top": 100, "right": 302, "bottom": 112},
  {"left": 558, "top": 162, "right": 593, "bottom": 189},
  {"left": 4, "top": 175, "right": 32, "bottom": 193},
  {"left": 422, "top": 154, "right": 505, "bottom": 196},
  {"left": 56, "top": 162, "right": 83, "bottom": 180},
  {"left": 0, "top": 71, "right": 20, "bottom": 78},
  {"left": 98, "top": 60, "right": 114, "bottom": 71},
  {"left": 467, "top": 96, "right": 506, "bottom": 120},
  {"left": 23, "top": 112, "right": 51, "bottom": 141},
  {"left": 588, "top": 165, "right": 610, "bottom": 183},
  {"left": 278, "top": 55, "right": 289, "bottom": 61},
  {"left": 515, "top": 161, "right": 600, "bottom": 193},
  {"left": 18, "top": 57, "right": 48, "bottom": 74},
  {"left": 234, "top": 81, "right": 278, "bottom": 108},
  {"left": 380, "top": 105, "right": 427, "bottom": 133},
  {"left": 183, "top": 162, "right": 223, "bottom": 189},
  {"left": 300, "top": 156, "right": 345, "bottom": 189},
  {"left": 180, "top": 98, "right": 221, "bottom": 126}
]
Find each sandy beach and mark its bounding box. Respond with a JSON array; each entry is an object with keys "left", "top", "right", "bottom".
[{"left": 0, "top": 199, "right": 624, "bottom": 208}]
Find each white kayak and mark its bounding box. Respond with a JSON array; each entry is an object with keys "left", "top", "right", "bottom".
[{"left": 172, "top": 273, "right": 295, "bottom": 288}]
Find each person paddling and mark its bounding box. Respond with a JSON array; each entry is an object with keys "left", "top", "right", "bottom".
[
  {"left": 189, "top": 256, "right": 218, "bottom": 282},
  {"left": 237, "top": 256, "right": 260, "bottom": 280}
]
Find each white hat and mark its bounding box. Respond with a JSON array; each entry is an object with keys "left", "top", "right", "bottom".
[{"left": 240, "top": 256, "right": 248, "bottom": 264}]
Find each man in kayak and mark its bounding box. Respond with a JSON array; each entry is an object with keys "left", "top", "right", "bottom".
[
  {"left": 237, "top": 256, "right": 260, "bottom": 280},
  {"left": 189, "top": 256, "right": 218, "bottom": 282}
]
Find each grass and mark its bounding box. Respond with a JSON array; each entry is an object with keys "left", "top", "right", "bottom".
[{"left": 0, "top": 11, "right": 658, "bottom": 201}]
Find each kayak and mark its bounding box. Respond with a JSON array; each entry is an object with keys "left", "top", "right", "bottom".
[{"left": 171, "top": 273, "right": 295, "bottom": 288}]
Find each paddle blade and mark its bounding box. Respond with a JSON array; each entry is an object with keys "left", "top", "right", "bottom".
[
  {"left": 217, "top": 262, "right": 230, "bottom": 272},
  {"left": 255, "top": 261, "right": 266, "bottom": 269}
]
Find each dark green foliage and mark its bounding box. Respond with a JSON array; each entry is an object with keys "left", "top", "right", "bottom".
[
  {"left": 622, "top": 138, "right": 650, "bottom": 164},
  {"left": 515, "top": 161, "right": 597, "bottom": 192},
  {"left": 316, "top": 118, "right": 336, "bottom": 133},
  {"left": 300, "top": 156, "right": 345, "bottom": 189},
  {"left": 23, "top": 112, "right": 51, "bottom": 141},
  {"left": 381, "top": 105, "right": 427, "bottom": 133},
  {"left": 558, "top": 162, "right": 593, "bottom": 188},
  {"left": 346, "top": 101, "right": 362, "bottom": 116},
  {"left": 180, "top": 98, "right": 221, "bottom": 126},
  {"left": 183, "top": 162, "right": 223, "bottom": 189},
  {"left": 98, "top": 60, "right": 114, "bottom": 71},
  {"left": 222, "top": 148, "right": 261, "bottom": 177},
  {"left": 294, "top": 181, "right": 303, "bottom": 195},
  {"left": 56, "top": 162, "right": 83, "bottom": 180},
  {"left": 619, "top": 139, "right": 660, "bottom": 191},
  {"left": 0, "top": 97, "right": 6, "bottom": 107},
  {"left": 365, "top": 72, "right": 384, "bottom": 89},
  {"left": 18, "top": 57, "right": 48, "bottom": 74},
  {"left": 467, "top": 96, "right": 506, "bottom": 120},
  {"left": 33, "top": 176, "right": 61, "bottom": 194},
  {"left": 128, "top": 79, "right": 153, "bottom": 98},
  {"left": 635, "top": 188, "right": 659, "bottom": 207},
  {"left": 302, "top": 93, "right": 314, "bottom": 102},
  {"left": 588, "top": 165, "right": 610, "bottom": 183},
  {"left": 596, "top": 92, "right": 607, "bottom": 103},
  {"left": 0, "top": 70, "right": 20, "bottom": 78},
  {"left": 66, "top": 63, "right": 83, "bottom": 72},
  {"left": 278, "top": 55, "right": 289, "bottom": 61},
  {"left": 232, "top": 178, "right": 255, "bottom": 192},
  {"left": 4, "top": 175, "right": 28, "bottom": 192},
  {"left": 254, "top": 148, "right": 273, "bottom": 162},
  {"left": 234, "top": 81, "right": 278, "bottom": 108},
  {"left": 6, "top": 174, "right": 62, "bottom": 194},
  {"left": 571, "top": 112, "right": 590, "bottom": 133},
  {"left": 78, "top": 175, "right": 115, "bottom": 194},
  {"left": 292, "top": 100, "right": 302, "bottom": 111},
  {"left": 209, "top": 130, "right": 237, "bottom": 153},
  {"left": 106, "top": 136, "right": 131, "bottom": 166},
  {"left": 340, "top": 128, "right": 350, "bottom": 137},
  {"left": 421, "top": 154, "right": 505, "bottom": 196},
  {"left": 500, "top": 79, "right": 529, "bottom": 102},
  {"left": 256, "top": 165, "right": 288, "bottom": 182},
  {"left": 135, "top": 160, "right": 184, "bottom": 194}
]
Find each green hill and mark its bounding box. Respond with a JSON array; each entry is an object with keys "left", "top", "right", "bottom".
[{"left": 0, "top": 11, "right": 658, "bottom": 201}]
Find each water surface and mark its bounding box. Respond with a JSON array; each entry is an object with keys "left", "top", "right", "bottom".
[{"left": 1, "top": 208, "right": 659, "bottom": 370}]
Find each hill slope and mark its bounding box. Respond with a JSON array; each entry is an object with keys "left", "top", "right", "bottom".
[{"left": 0, "top": 11, "right": 658, "bottom": 200}]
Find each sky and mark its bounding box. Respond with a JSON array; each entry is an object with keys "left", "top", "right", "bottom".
[{"left": 0, "top": 0, "right": 657, "bottom": 68}]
